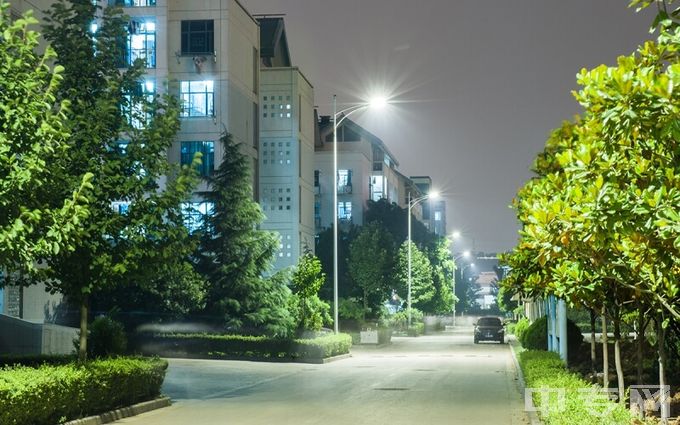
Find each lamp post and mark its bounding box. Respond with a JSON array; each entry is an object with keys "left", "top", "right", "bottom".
[
  {"left": 452, "top": 248, "right": 470, "bottom": 326},
  {"left": 332, "top": 95, "right": 388, "bottom": 334},
  {"left": 407, "top": 190, "right": 439, "bottom": 328}
]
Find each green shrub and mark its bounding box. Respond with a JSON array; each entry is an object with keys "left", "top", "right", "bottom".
[
  {"left": 520, "top": 317, "right": 583, "bottom": 358},
  {"left": 407, "top": 322, "right": 425, "bottom": 337},
  {"left": 136, "top": 332, "right": 352, "bottom": 360},
  {"left": 87, "top": 316, "right": 128, "bottom": 357},
  {"left": 0, "top": 354, "right": 76, "bottom": 368},
  {"left": 0, "top": 357, "right": 167, "bottom": 425},
  {"left": 518, "top": 350, "right": 632, "bottom": 424},
  {"left": 513, "top": 317, "right": 530, "bottom": 340},
  {"left": 387, "top": 308, "right": 424, "bottom": 331}
]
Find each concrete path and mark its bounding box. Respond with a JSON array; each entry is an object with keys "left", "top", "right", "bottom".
[{"left": 114, "top": 330, "right": 529, "bottom": 425}]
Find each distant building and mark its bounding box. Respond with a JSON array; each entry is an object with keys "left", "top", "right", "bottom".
[
  {"left": 314, "top": 116, "right": 402, "bottom": 231},
  {"left": 432, "top": 199, "right": 447, "bottom": 236},
  {"left": 256, "top": 16, "right": 316, "bottom": 270},
  {"left": 409, "top": 176, "right": 435, "bottom": 231}
]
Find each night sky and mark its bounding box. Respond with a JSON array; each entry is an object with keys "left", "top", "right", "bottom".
[{"left": 244, "top": 0, "right": 656, "bottom": 253}]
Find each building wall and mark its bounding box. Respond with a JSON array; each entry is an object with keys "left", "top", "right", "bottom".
[{"left": 259, "top": 67, "right": 315, "bottom": 270}]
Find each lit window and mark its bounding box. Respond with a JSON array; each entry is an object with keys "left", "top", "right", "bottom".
[
  {"left": 338, "top": 201, "right": 352, "bottom": 220},
  {"left": 109, "top": 0, "right": 156, "bottom": 6},
  {"left": 181, "top": 141, "right": 214, "bottom": 176},
  {"left": 180, "top": 80, "right": 214, "bottom": 117},
  {"left": 123, "top": 20, "right": 156, "bottom": 68},
  {"left": 182, "top": 201, "right": 214, "bottom": 233},
  {"left": 123, "top": 80, "right": 155, "bottom": 129}
]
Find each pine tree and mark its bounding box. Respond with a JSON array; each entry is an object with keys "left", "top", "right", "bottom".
[{"left": 198, "top": 133, "right": 293, "bottom": 337}]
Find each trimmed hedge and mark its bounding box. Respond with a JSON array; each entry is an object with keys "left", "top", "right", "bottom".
[
  {"left": 518, "top": 350, "right": 632, "bottom": 425},
  {"left": 520, "top": 316, "right": 583, "bottom": 360},
  {"left": 0, "top": 354, "right": 77, "bottom": 368},
  {"left": 0, "top": 357, "right": 167, "bottom": 425},
  {"left": 136, "top": 333, "right": 352, "bottom": 360}
]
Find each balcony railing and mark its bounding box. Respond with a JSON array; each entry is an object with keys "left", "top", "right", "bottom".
[
  {"left": 109, "top": 0, "right": 156, "bottom": 6},
  {"left": 337, "top": 184, "right": 352, "bottom": 194}
]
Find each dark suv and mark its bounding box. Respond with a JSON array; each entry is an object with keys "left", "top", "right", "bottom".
[{"left": 474, "top": 316, "right": 504, "bottom": 344}]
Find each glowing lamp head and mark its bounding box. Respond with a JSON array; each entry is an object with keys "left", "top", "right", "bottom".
[
  {"left": 428, "top": 190, "right": 440, "bottom": 200},
  {"left": 462, "top": 250, "right": 471, "bottom": 258},
  {"left": 368, "top": 96, "right": 389, "bottom": 110},
  {"left": 451, "top": 231, "right": 461, "bottom": 239}
]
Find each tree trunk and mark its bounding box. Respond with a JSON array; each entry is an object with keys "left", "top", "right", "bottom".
[
  {"left": 590, "top": 308, "right": 597, "bottom": 383},
  {"left": 613, "top": 315, "right": 625, "bottom": 404},
  {"left": 363, "top": 289, "right": 368, "bottom": 320},
  {"left": 658, "top": 317, "right": 669, "bottom": 423},
  {"left": 602, "top": 310, "right": 609, "bottom": 389},
  {"left": 78, "top": 295, "right": 89, "bottom": 363},
  {"left": 636, "top": 302, "right": 645, "bottom": 385}
]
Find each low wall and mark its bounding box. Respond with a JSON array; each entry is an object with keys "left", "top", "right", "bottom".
[{"left": 0, "top": 314, "right": 77, "bottom": 355}]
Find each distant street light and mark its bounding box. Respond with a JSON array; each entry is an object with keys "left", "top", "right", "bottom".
[
  {"left": 407, "top": 190, "right": 439, "bottom": 328},
  {"left": 450, "top": 247, "right": 472, "bottom": 327},
  {"left": 332, "top": 95, "right": 390, "bottom": 334}
]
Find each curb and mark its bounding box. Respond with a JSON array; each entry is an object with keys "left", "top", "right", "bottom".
[
  {"left": 62, "top": 396, "right": 171, "bottom": 425},
  {"left": 508, "top": 341, "right": 543, "bottom": 425},
  {"left": 318, "top": 353, "right": 352, "bottom": 364}
]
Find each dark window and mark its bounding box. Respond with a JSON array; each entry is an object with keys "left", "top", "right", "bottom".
[
  {"left": 181, "top": 141, "right": 214, "bottom": 177},
  {"left": 181, "top": 20, "right": 214, "bottom": 54}
]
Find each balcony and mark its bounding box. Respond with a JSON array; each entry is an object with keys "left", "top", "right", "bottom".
[{"left": 337, "top": 184, "right": 352, "bottom": 195}]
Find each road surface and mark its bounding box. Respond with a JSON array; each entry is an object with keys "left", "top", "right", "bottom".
[{"left": 114, "top": 330, "right": 529, "bottom": 425}]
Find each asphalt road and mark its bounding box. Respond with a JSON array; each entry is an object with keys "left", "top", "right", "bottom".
[{"left": 114, "top": 330, "right": 529, "bottom": 425}]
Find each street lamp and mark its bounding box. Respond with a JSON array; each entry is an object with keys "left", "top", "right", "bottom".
[
  {"left": 407, "top": 190, "right": 439, "bottom": 328},
  {"left": 449, "top": 245, "right": 470, "bottom": 327},
  {"left": 332, "top": 95, "right": 389, "bottom": 334}
]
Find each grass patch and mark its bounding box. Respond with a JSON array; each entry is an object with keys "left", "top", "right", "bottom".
[{"left": 518, "top": 350, "right": 633, "bottom": 425}]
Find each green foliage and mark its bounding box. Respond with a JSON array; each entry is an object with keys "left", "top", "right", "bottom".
[
  {"left": 348, "top": 222, "right": 394, "bottom": 316},
  {"left": 197, "top": 132, "right": 293, "bottom": 337},
  {"left": 497, "top": 285, "right": 518, "bottom": 313},
  {"left": 0, "top": 3, "right": 92, "bottom": 274},
  {"left": 289, "top": 253, "right": 331, "bottom": 333},
  {"left": 138, "top": 333, "right": 352, "bottom": 360},
  {"left": 387, "top": 308, "right": 424, "bottom": 331},
  {"left": 85, "top": 316, "right": 128, "bottom": 357},
  {"left": 0, "top": 357, "right": 167, "bottom": 425},
  {"left": 519, "top": 317, "right": 584, "bottom": 360},
  {"left": 32, "top": 0, "right": 203, "bottom": 361},
  {"left": 513, "top": 317, "right": 531, "bottom": 341},
  {"left": 338, "top": 297, "right": 366, "bottom": 321},
  {"left": 518, "top": 351, "right": 632, "bottom": 424},
  {"left": 421, "top": 238, "right": 455, "bottom": 314},
  {"left": 393, "top": 241, "right": 435, "bottom": 310}
]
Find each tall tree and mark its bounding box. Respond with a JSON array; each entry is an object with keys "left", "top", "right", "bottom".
[
  {"left": 289, "top": 252, "right": 331, "bottom": 333},
  {"left": 37, "top": 0, "right": 202, "bottom": 362},
  {"left": 0, "top": 4, "right": 92, "bottom": 274},
  {"left": 393, "top": 241, "right": 435, "bottom": 311},
  {"left": 198, "top": 133, "right": 293, "bottom": 337},
  {"left": 348, "top": 222, "right": 394, "bottom": 316}
]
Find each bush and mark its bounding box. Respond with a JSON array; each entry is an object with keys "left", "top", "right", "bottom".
[
  {"left": 387, "top": 308, "right": 424, "bottom": 331},
  {"left": 0, "top": 357, "right": 167, "bottom": 425},
  {"left": 520, "top": 317, "right": 583, "bottom": 359},
  {"left": 518, "top": 350, "right": 632, "bottom": 424},
  {"left": 135, "top": 332, "right": 352, "bottom": 360},
  {"left": 513, "top": 317, "right": 531, "bottom": 341},
  {"left": 0, "top": 354, "right": 76, "bottom": 368},
  {"left": 87, "top": 316, "right": 128, "bottom": 357},
  {"left": 407, "top": 323, "right": 425, "bottom": 337}
]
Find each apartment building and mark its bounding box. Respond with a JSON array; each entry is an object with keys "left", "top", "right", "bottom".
[
  {"left": 314, "top": 115, "right": 403, "bottom": 232},
  {"left": 256, "top": 16, "right": 316, "bottom": 270},
  {"left": 3, "top": 0, "right": 261, "bottom": 319}
]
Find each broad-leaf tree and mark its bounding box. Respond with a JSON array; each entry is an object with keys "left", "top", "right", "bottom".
[
  {"left": 0, "top": 4, "right": 92, "bottom": 274},
  {"left": 37, "top": 0, "right": 202, "bottom": 362}
]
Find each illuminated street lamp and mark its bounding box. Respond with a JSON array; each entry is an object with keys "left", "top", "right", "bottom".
[
  {"left": 332, "top": 95, "right": 389, "bottom": 334},
  {"left": 407, "top": 190, "right": 439, "bottom": 328},
  {"left": 449, "top": 242, "right": 471, "bottom": 327}
]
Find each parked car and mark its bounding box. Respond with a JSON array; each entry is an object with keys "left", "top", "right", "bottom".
[{"left": 473, "top": 316, "right": 505, "bottom": 344}]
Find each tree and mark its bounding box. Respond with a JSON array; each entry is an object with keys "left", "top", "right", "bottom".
[
  {"left": 421, "top": 238, "right": 454, "bottom": 314},
  {"left": 348, "top": 222, "right": 394, "bottom": 317},
  {"left": 36, "top": 0, "right": 203, "bottom": 362},
  {"left": 289, "top": 253, "right": 331, "bottom": 333},
  {"left": 0, "top": 4, "right": 92, "bottom": 275},
  {"left": 197, "top": 132, "right": 293, "bottom": 337},
  {"left": 393, "top": 241, "right": 434, "bottom": 311}
]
